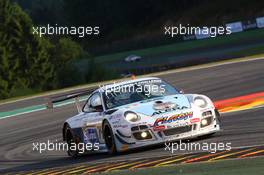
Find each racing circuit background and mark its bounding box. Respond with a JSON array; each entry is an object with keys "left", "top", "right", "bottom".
[
  {"left": 0, "top": 58, "right": 264, "bottom": 174},
  {"left": 1, "top": 0, "right": 264, "bottom": 175}
]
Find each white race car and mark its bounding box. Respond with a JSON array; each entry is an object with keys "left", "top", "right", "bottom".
[
  {"left": 124, "top": 55, "right": 142, "bottom": 62},
  {"left": 62, "top": 77, "right": 220, "bottom": 157}
]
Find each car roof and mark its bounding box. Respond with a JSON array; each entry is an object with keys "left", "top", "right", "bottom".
[{"left": 96, "top": 77, "right": 161, "bottom": 92}]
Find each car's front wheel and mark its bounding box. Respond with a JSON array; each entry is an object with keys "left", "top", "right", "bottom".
[{"left": 103, "top": 121, "right": 117, "bottom": 154}]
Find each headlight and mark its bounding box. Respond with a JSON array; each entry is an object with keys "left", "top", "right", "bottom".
[
  {"left": 194, "top": 96, "right": 208, "bottom": 108},
  {"left": 201, "top": 118, "right": 208, "bottom": 126},
  {"left": 125, "top": 111, "right": 140, "bottom": 122},
  {"left": 141, "top": 131, "right": 148, "bottom": 138}
]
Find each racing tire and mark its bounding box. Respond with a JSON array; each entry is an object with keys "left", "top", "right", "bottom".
[
  {"left": 65, "top": 125, "right": 79, "bottom": 158},
  {"left": 103, "top": 121, "right": 117, "bottom": 155},
  {"left": 215, "top": 109, "right": 221, "bottom": 126}
]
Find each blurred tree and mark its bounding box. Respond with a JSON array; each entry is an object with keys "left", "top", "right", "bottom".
[
  {"left": 10, "top": 0, "right": 264, "bottom": 54},
  {"left": 0, "top": 0, "right": 55, "bottom": 98},
  {"left": 53, "top": 38, "right": 83, "bottom": 67},
  {"left": 0, "top": 47, "right": 16, "bottom": 98},
  {"left": 52, "top": 37, "right": 86, "bottom": 88},
  {"left": 12, "top": 0, "right": 64, "bottom": 25}
]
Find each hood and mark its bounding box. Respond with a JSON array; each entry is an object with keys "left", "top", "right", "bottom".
[{"left": 120, "top": 94, "right": 191, "bottom": 116}]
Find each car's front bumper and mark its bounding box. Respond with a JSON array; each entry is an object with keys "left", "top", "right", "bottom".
[{"left": 115, "top": 109, "right": 221, "bottom": 152}]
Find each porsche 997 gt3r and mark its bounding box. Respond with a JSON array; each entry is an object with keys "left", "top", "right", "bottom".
[{"left": 61, "top": 77, "right": 221, "bottom": 157}]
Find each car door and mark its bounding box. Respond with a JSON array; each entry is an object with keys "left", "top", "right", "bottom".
[{"left": 82, "top": 92, "right": 105, "bottom": 144}]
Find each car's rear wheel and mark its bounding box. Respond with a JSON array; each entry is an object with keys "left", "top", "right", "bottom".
[
  {"left": 65, "top": 126, "right": 79, "bottom": 157},
  {"left": 103, "top": 121, "right": 117, "bottom": 154}
]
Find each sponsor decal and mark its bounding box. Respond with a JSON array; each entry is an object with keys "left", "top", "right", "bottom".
[
  {"left": 190, "top": 118, "right": 200, "bottom": 123},
  {"left": 109, "top": 113, "right": 122, "bottom": 120},
  {"left": 132, "top": 122, "right": 147, "bottom": 127},
  {"left": 111, "top": 120, "right": 121, "bottom": 125},
  {"left": 167, "top": 122, "right": 188, "bottom": 128},
  {"left": 153, "top": 125, "right": 166, "bottom": 131},
  {"left": 256, "top": 17, "right": 264, "bottom": 28},
  {"left": 154, "top": 112, "right": 193, "bottom": 126},
  {"left": 113, "top": 124, "right": 129, "bottom": 129},
  {"left": 152, "top": 105, "right": 188, "bottom": 116},
  {"left": 83, "top": 128, "right": 98, "bottom": 144},
  {"left": 226, "top": 22, "right": 243, "bottom": 33}
]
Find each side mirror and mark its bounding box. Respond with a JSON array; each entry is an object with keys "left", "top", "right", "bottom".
[
  {"left": 94, "top": 105, "right": 104, "bottom": 112},
  {"left": 179, "top": 89, "right": 184, "bottom": 94}
]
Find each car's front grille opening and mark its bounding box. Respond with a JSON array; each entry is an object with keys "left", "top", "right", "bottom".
[
  {"left": 163, "top": 125, "right": 192, "bottom": 136},
  {"left": 139, "top": 125, "right": 148, "bottom": 130},
  {"left": 193, "top": 124, "right": 197, "bottom": 131},
  {"left": 131, "top": 126, "right": 139, "bottom": 131},
  {"left": 131, "top": 125, "right": 148, "bottom": 131},
  {"left": 202, "top": 110, "right": 213, "bottom": 117}
]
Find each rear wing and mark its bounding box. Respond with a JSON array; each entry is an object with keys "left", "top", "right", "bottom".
[{"left": 46, "top": 88, "right": 96, "bottom": 113}]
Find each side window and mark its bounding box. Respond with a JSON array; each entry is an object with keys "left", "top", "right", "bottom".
[{"left": 83, "top": 93, "right": 103, "bottom": 112}]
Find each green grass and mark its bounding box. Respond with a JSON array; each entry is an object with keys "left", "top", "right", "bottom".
[
  {"left": 94, "top": 29, "right": 264, "bottom": 65},
  {"left": 104, "top": 157, "right": 264, "bottom": 175},
  {"left": 87, "top": 29, "right": 264, "bottom": 72},
  {"left": 230, "top": 45, "right": 264, "bottom": 57}
]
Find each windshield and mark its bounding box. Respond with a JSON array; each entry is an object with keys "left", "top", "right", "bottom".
[{"left": 103, "top": 79, "right": 179, "bottom": 109}]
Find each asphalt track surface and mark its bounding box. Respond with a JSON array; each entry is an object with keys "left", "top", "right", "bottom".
[{"left": 0, "top": 58, "right": 264, "bottom": 173}]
